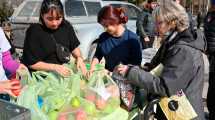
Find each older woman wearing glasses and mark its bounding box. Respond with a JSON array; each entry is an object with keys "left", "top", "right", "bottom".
[{"left": 116, "top": 1, "right": 206, "bottom": 119}]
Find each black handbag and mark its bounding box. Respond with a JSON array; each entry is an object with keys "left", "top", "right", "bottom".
[{"left": 50, "top": 34, "right": 70, "bottom": 63}]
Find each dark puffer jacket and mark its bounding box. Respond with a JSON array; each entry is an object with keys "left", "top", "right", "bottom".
[
  {"left": 204, "top": 11, "right": 215, "bottom": 54},
  {"left": 125, "top": 29, "right": 206, "bottom": 120}
]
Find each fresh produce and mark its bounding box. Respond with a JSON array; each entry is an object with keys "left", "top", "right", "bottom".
[
  {"left": 54, "top": 98, "right": 65, "bottom": 110},
  {"left": 103, "top": 98, "right": 120, "bottom": 114},
  {"left": 103, "top": 104, "right": 113, "bottom": 114},
  {"left": 10, "top": 79, "right": 21, "bottom": 96},
  {"left": 15, "top": 62, "right": 129, "bottom": 120},
  {"left": 85, "top": 95, "right": 96, "bottom": 103},
  {"left": 48, "top": 110, "right": 58, "bottom": 120},
  {"left": 95, "top": 98, "right": 107, "bottom": 110},
  {"left": 106, "top": 85, "right": 120, "bottom": 98},
  {"left": 85, "top": 91, "right": 96, "bottom": 103},
  {"left": 81, "top": 98, "right": 97, "bottom": 115},
  {"left": 71, "top": 97, "right": 81, "bottom": 108},
  {"left": 75, "top": 109, "right": 87, "bottom": 120},
  {"left": 58, "top": 113, "right": 67, "bottom": 120},
  {"left": 84, "top": 104, "right": 96, "bottom": 115}
]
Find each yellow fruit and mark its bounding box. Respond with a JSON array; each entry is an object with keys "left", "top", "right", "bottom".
[
  {"left": 48, "top": 110, "right": 58, "bottom": 120},
  {"left": 71, "top": 97, "right": 81, "bottom": 108}
]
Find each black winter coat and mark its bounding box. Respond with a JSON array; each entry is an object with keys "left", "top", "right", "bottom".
[
  {"left": 126, "top": 29, "right": 206, "bottom": 120},
  {"left": 204, "top": 11, "right": 215, "bottom": 54}
]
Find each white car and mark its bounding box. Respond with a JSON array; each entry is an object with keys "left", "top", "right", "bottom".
[{"left": 10, "top": 0, "right": 140, "bottom": 60}]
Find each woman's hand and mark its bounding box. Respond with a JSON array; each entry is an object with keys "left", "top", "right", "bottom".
[
  {"left": 0, "top": 80, "right": 21, "bottom": 97},
  {"left": 115, "top": 64, "right": 129, "bottom": 77},
  {"left": 71, "top": 48, "right": 87, "bottom": 75},
  {"left": 86, "top": 70, "right": 93, "bottom": 79},
  {"left": 76, "top": 57, "right": 87, "bottom": 76},
  {"left": 53, "top": 64, "right": 71, "bottom": 77},
  {"left": 86, "top": 58, "right": 99, "bottom": 79},
  {"left": 144, "top": 36, "right": 150, "bottom": 42}
]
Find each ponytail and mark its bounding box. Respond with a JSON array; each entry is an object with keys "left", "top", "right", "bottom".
[{"left": 116, "top": 7, "right": 128, "bottom": 24}]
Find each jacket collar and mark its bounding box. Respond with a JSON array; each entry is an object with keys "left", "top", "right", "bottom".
[{"left": 165, "top": 29, "right": 206, "bottom": 52}]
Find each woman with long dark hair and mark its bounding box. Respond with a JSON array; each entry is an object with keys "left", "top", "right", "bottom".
[{"left": 22, "top": 0, "right": 87, "bottom": 76}]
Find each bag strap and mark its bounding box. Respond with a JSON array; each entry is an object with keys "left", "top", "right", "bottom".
[
  {"left": 50, "top": 34, "right": 58, "bottom": 46},
  {"left": 50, "top": 34, "right": 69, "bottom": 51}
]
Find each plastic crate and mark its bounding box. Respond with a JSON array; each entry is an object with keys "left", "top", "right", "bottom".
[{"left": 0, "top": 99, "right": 31, "bottom": 120}]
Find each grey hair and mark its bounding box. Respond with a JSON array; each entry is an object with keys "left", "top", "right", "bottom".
[{"left": 153, "top": 0, "right": 189, "bottom": 31}]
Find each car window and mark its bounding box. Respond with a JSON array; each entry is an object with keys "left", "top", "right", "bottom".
[
  {"left": 123, "top": 5, "right": 139, "bottom": 19},
  {"left": 110, "top": 4, "right": 121, "bottom": 8},
  {"left": 84, "top": 1, "right": 101, "bottom": 16},
  {"left": 65, "top": 0, "right": 86, "bottom": 17},
  {"left": 18, "top": 1, "right": 41, "bottom": 17}
]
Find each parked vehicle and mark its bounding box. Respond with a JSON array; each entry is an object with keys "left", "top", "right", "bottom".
[{"left": 10, "top": 0, "right": 140, "bottom": 60}]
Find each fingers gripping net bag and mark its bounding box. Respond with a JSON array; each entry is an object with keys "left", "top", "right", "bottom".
[{"left": 112, "top": 72, "right": 136, "bottom": 111}]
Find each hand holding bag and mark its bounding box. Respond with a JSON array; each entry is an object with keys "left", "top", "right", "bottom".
[{"left": 112, "top": 72, "right": 136, "bottom": 111}]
